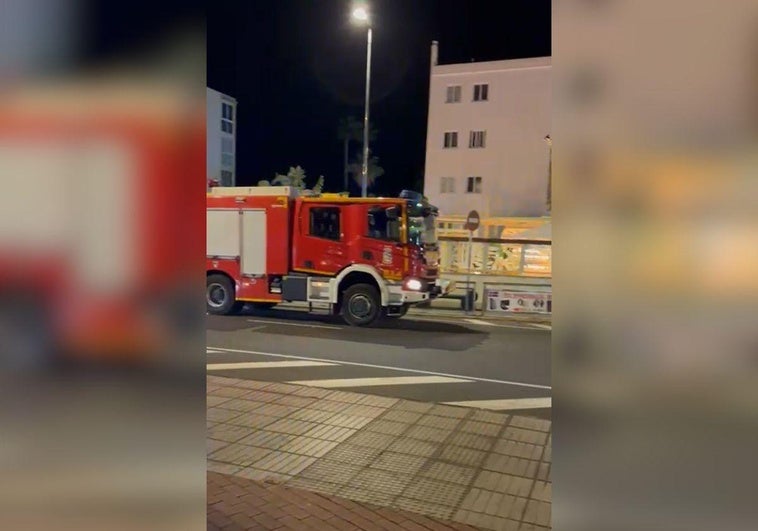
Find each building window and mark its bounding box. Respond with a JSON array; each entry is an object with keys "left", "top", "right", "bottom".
[
  {"left": 221, "top": 137, "right": 233, "bottom": 153},
  {"left": 309, "top": 207, "right": 341, "bottom": 241},
  {"left": 221, "top": 153, "right": 234, "bottom": 167},
  {"left": 221, "top": 119, "right": 234, "bottom": 134},
  {"left": 469, "top": 130, "right": 486, "bottom": 148},
  {"left": 440, "top": 177, "right": 455, "bottom": 194},
  {"left": 445, "top": 85, "right": 461, "bottom": 103},
  {"left": 473, "top": 83, "right": 489, "bottom": 101},
  {"left": 443, "top": 131, "right": 458, "bottom": 148},
  {"left": 222, "top": 102, "right": 234, "bottom": 121},
  {"left": 220, "top": 170, "right": 233, "bottom": 186},
  {"left": 466, "top": 176, "right": 483, "bottom": 193}
]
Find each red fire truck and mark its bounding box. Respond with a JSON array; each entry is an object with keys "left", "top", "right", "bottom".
[{"left": 206, "top": 187, "right": 451, "bottom": 325}]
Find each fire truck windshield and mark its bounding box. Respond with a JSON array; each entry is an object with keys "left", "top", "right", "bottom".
[{"left": 407, "top": 203, "right": 438, "bottom": 248}]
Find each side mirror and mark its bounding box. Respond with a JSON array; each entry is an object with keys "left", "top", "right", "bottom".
[{"left": 386, "top": 206, "right": 400, "bottom": 220}]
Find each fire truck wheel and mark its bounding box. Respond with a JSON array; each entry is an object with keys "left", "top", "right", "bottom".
[
  {"left": 341, "top": 284, "right": 381, "bottom": 326},
  {"left": 206, "top": 274, "right": 237, "bottom": 315}
]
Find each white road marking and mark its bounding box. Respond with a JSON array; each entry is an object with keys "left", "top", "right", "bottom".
[
  {"left": 207, "top": 360, "right": 336, "bottom": 371},
  {"left": 207, "top": 347, "right": 551, "bottom": 390},
  {"left": 246, "top": 319, "right": 341, "bottom": 330},
  {"left": 443, "top": 397, "right": 552, "bottom": 410},
  {"left": 287, "top": 376, "right": 471, "bottom": 388},
  {"left": 206, "top": 349, "right": 222, "bottom": 354}
]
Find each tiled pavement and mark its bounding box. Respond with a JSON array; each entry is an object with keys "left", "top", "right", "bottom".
[
  {"left": 208, "top": 375, "right": 552, "bottom": 530},
  {"left": 208, "top": 471, "right": 480, "bottom": 531}
]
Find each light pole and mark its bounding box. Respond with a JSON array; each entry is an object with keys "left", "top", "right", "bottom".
[{"left": 352, "top": 5, "right": 372, "bottom": 197}]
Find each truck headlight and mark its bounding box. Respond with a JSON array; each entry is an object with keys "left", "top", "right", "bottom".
[{"left": 404, "top": 278, "right": 423, "bottom": 291}]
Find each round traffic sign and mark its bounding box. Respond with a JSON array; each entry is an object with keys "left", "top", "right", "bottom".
[{"left": 465, "top": 210, "right": 480, "bottom": 231}]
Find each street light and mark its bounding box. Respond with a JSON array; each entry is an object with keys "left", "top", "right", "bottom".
[{"left": 352, "top": 4, "right": 372, "bottom": 197}]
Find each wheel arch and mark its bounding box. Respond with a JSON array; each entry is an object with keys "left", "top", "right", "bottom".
[{"left": 334, "top": 264, "right": 387, "bottom": 306}]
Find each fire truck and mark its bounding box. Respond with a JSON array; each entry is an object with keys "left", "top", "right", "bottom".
[{"left": 206, "top": 187, "right": 451, "bottom": 325}]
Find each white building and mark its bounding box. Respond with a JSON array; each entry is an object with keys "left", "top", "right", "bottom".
[
  {"left": 423, "top": 42, "right": 551, "bottom": 217},
  {"left": 207, "top": 87, "right": 236, "bottom": 187}
]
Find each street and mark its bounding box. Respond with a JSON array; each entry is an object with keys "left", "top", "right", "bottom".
[{"left": 207, "top": 305, "right": 551, "bottom": 418}]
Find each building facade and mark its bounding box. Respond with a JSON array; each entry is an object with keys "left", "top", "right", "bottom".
[
  {"left": 423, "top": 43, "right": 551, "bottom": 217},
  {"left": 207, "top": 87, "right": 236, "bottom": 187}
]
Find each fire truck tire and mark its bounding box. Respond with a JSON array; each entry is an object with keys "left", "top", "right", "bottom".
[
  {"left": 206, "top": 274, "right": 237, "bottom": 315},
  {"left": 341, "top": 284, "right": 381, "bottom": 326}
]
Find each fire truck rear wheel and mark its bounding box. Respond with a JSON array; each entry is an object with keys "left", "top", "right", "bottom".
[
  {"left": 206, "top": 274, "right": 237, "bottom": 315},
  {"left": 341, "top": 284, "right": 381, "bottom": 326}
]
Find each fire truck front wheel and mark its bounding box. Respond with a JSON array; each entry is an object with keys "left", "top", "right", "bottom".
[
  {"left": 341, "top": 284, "right": 381, "bottom": 326},
  {"left": 206, "top": 274, "right": 238, "bottom": 315}
]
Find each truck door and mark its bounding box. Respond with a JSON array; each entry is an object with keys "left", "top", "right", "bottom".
[
  {"left": 361, "top": 205, "right": 405, "bottom": 281},
  {"left": 295, "top": 204, "right": 345, "bottom": 275}
]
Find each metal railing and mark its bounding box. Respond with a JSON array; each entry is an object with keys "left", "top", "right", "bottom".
[{"left": 437, "top": 236, "right": 552, "bottom": 278}]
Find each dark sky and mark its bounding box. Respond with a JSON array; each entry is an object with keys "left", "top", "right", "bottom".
[{"left": 209, "top": 1, "right": 551, "bottom": 195}]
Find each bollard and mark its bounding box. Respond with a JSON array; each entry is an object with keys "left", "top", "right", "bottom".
[{"left": 462, "top": 288, "right": 476, "bottom": 313}]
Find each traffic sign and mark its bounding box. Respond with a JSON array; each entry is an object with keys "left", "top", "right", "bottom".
[{"left": 465, "top": 210, "right": 480, "bottom": 232}]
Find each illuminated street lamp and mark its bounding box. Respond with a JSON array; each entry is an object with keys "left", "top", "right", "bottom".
[{"left": 352, "top": 4, "right": 372, "bottom": 197}]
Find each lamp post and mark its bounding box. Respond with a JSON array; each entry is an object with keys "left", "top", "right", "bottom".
[{"left": 352, "top": 5, "right": 372, "bottom": 197}]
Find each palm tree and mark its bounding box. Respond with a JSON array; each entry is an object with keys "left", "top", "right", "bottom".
[
  {"left": 348, "top": 149, "right": 384, "bottom": 190},
  {"left": 338, "top": 116, "right": 377, "bottom": 192}
]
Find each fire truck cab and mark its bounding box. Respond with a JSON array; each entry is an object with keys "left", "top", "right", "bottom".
[{"left": 206, "top": 187, "right": 451, "bottom": 326}]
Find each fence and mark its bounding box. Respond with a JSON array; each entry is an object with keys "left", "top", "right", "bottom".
[{"left": 437, "top": 236, "right": 551, "bottom": 278}]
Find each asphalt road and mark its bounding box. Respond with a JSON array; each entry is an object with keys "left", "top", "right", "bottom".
[{"left": 207, "top": 306, "right": 551, "bottom": 418}]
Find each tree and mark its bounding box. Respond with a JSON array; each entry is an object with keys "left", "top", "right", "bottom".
[
  {"left": 272, "top": 165, "right": 307, "bottom": 188},
  {"left": 338, "top": 116, "right": 377, "bottom": 192},
  {"left": 263, "top": 166, "right": 325, "bottom": 194},
  {"left": 312, "top": 175, "right": 325, "bottom": 194},
  {"left": 348, "top": 149, "right": 384, "bottom": 190}
]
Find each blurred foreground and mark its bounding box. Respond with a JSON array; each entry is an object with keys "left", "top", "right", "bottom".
[
  {"left": 554, "top": 1, "right": 758, "bottom": 529},
  {"left": 0, "top": 2, "right": 206, "bottom": 529}
]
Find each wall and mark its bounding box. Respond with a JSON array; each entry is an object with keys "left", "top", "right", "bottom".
[
  {"left": 206, "top": 87, "right": 236, "bottom": 187},
  {"left": 424, "top": 56, "right": 551, "bottom": 217}
]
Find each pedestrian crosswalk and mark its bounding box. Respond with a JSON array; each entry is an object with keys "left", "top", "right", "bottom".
[
  {"left": 206, "top": 347, "right": 551, "bottom": 413},
  {"left": 207, "top": 360, "right": 336, "bottom": 371},
  {"left": 443, "top": 397, "right": 552, "bottom": 410},
  {"left": 287, "top": 375, "right": 472, "bottom": 388}
]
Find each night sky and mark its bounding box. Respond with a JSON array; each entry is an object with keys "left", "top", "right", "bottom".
[{"left": 208, "top": 1, "right": 551, "bottom": 196}]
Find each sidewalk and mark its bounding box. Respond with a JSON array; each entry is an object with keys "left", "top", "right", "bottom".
[
  {"left": 209, "top": 471, "right": 479, "bottom": 530},
  {"left": 208, "top": 375, "right": 552, "bottom": 530}
]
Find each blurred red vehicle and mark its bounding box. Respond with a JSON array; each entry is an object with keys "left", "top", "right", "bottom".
[{"left": 0, "top": 81, "right": 205, "bottom": 367}]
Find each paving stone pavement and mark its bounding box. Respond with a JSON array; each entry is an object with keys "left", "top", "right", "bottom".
[
  {"left": 208, "top": 471, "right": 481, "bottom": 530},
  {"left": 208, "top": 375, "right": 552, "bottom": 530}
]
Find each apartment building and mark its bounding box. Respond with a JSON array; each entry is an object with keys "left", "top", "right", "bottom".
[
  {"left": 207, "top": 87, "right": 236, "bottom": 187},
  {"left": 423, "top": 42, "right": 551, "bottom": 217}
]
